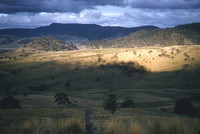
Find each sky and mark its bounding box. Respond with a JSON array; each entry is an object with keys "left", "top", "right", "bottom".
[{"left": 0, "top": 0, "right": 200, "bottom": 29}]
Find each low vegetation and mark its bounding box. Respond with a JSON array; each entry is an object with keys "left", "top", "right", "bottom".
[
  {"left": 174, "top": 98, "right": 196, "bottom": 117},
  {"left": 103, "top": 94, "right": 117, "bottom": 115},
  {"left": 54, "top": 92, "right": 72, "bottom": 108},
  {"left": 0, "top": 96, "right": 21, "bottom": 109},
  {"left": 121, "top": 96, "right": 135, "bottom": 108}
]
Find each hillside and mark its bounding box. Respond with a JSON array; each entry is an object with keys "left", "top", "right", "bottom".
[
  {"left": 11, "top": 36, "right": 77, "bottom": 56},
  {"left": 82, "top": 23, "right": 200, "bottom": 48},
  {"left": 0, "top": 45, "right": 200, "bottom": 95}
]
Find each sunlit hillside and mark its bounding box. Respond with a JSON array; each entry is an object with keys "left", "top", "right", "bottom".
[{"left": 4, "top": 45, "right": 200, "bottom": 72}]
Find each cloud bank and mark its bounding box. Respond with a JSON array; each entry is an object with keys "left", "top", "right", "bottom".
[{"left": 0, "top": 0, "right": 200, "bottom": 28}]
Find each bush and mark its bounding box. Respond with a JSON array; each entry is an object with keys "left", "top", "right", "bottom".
[
  {"left": 174, "top": 98, "right": 196, "bottom": 116},
  {"left": 103, "top": 94, "right": 117, "bottom": 115},
  {"left": 121, "top": 96, "right": 135, "bottom": 108},
  {"left": 0, "top": 96, "right": 21, "bottom": 109},
  {"left": 54, "top": 92, "right": 72, "bottom": 108}
]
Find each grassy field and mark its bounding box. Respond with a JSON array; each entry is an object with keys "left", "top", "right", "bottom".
[{"left": 0, "top": 45, "right": 200, "bottom": 133}]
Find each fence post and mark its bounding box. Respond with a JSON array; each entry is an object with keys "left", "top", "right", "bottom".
[{"left": 85, "top": 109, "right": 94, "bottom": 134}]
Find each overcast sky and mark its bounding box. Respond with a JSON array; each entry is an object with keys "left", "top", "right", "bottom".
[{"left": 0, "top": 0, "right": 200, "bottom": 29}]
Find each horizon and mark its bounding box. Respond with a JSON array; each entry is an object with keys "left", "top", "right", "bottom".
[{"left": 0, "top": 21, "right": 199, "bottom": 30}]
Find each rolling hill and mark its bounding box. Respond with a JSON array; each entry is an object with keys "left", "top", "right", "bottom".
[
  {"left": 0, "top": 45, "right": 200, "bottom": 95},
  {"left": 12, "top": 36, "right": 77, "bottom": 55},
  {"left": 82, "top": 23, "right": 200, "bottom": 48}
]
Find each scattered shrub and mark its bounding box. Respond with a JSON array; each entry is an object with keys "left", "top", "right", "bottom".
[
  {"left": 0, "top": 96, "right": 21, "bottom": 109},
  {"left": 98, "top": 55, "right": 102, "bottom": 63},
  {"left": 184, "top": 52, "right": 190, "bottom": 58},
  {"left": 133, "top": 51, "right": 137, "bottom": 55},
  {"left": 54, "top": 92, "right": 72, "bottom": 108},
  {"left": 174, "top": 98, "right": 196, "bottom": 116},
  {"left": 103, "top": 94, "right": 117, "bottom": 115},
  {"left": 111, "top": 54, "right": 118, "bottom": 60},
  {"left": 148, "top": 50, "right": 153, "bottom": 53},
  {"left": 121, "top": 96, "right": 135, "bottom": 108}
]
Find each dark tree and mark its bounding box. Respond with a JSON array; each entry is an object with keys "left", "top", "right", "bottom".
[
  {"left": 54, "top": 92, "right": 71, "bottom": 108},
  {"left": 0, "top": 96, "right": 21, "bottom": 109},
  {"left": 174, "top": 98, "right": 196, "bottom": 116},
  {"left": 103, "top": 94, "right": 117, "bottom": 115},
  {"left": 121, "top": 96, "right": 135, "bottom": 108}
]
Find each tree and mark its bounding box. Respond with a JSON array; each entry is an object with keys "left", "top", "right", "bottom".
[
  {"left": 54, "top": 92, "right": 71, "bottom": 108},
  {"left": 121, "top": 96, "right": 135, "bottom": 108},
  {"left": 103, "top": 94, "right": 117, "bottom": 115},
  {"left": 174, "top": 98, "right": 196, "bottom": 116},
  {"left": 0, "top": 96, "right": 21, "bottom": 109}
]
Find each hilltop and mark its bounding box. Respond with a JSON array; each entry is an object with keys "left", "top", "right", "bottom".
[
  {"left": 11, "top": 36, "right": 77, "bottom": 56},
  {"left": 82, "top": 23, "right": 200, "bottom": 48}
]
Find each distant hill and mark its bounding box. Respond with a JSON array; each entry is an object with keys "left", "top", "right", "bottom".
[
  {"left": 82, "top": 23, "right": 200, "bottom": 48},
  {"left": 0, "top": 23, "right": 158, "bottom": 40}
]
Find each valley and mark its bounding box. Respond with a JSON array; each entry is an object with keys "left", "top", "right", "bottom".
[{"left": 0, "top": 23, "right": 200, "bottom": 134}]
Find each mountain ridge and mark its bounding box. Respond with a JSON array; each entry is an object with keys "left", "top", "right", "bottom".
[{"left": 0, "top": 23, "right": 158, "bottom": 40}]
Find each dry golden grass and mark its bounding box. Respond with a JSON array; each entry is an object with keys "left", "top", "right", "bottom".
[
  {"left": 95, "top": 116, "right": 200, "bottom": 134},
  {"left": 104, "top": 119, "right": 143, "bottom": 134},
  {"left": 148, "top": 117, "right": 200, "bottom": 134},
  {"left": 0, "top": 115, "right": 199, "bottom": 134},
  {"left": 2, "top": 45, "right": 200, "bottom": 72},
  {"left": 5, "top": 118, "right": 83, "bottom": 134}
]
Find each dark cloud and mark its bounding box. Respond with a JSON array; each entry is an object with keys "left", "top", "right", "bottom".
[
  {"left": 126, "top": 0, "right": 200, "bottom": 9},
  {"left": 0, "top": 0, "right": 200, "bottom": 29},
  {"left": 0, "top": 0, "right": 122, "bottom": 13},
  {"left": 0, "top": 8, "right": 200, "bottom": 29},
  {"left": 0, "top": 0, "right": 200, "bottom": 14}
]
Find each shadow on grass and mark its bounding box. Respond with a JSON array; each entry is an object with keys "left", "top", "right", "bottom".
[{"left": 0, "top": 61, "right": 200, "bottom": 95}]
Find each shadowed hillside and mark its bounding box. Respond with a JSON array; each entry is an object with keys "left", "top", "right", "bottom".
[{"left": 82, "top": 23, "right": 200, "bottom": 48}]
